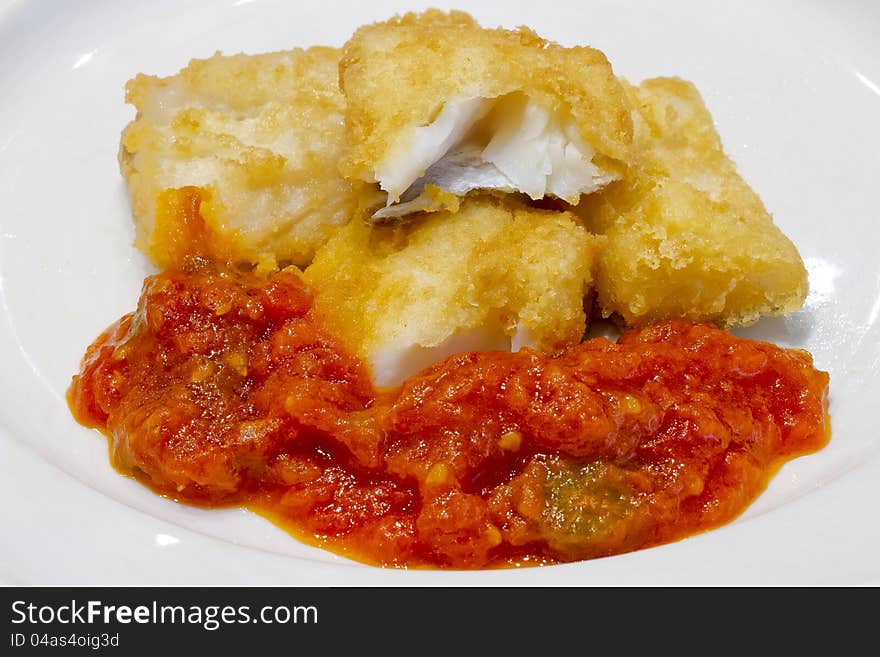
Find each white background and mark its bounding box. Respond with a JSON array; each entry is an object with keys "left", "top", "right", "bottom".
[{"left": 1, "top": 0, "right": 878, "bottom": 584}]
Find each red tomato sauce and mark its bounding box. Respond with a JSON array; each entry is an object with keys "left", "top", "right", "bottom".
[{"left": 68, "top": 259, "right": 830, "bottom": 568}]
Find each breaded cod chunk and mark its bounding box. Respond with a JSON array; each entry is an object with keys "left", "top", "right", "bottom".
[
  {"left": 578, "top": 77, "right": 808, "bottom": 328},
  {"left": 339, "top": 10, "right": 633, "bottom": 220},
  {"left": 303, "top": 198, "right": 604, "bottom": 386},
  {"left": 120, "top": 48, "right": 359, "bottom": 269}
]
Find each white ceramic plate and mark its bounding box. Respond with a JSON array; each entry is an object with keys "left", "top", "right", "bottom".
[{"left": 1, "top": 0, "right": 879, "bottom": 585}]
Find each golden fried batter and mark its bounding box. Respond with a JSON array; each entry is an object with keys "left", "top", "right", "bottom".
[
  {"left": 120, "top": 48, "right": 359, "bottom": 269},
  {"left": 339, "top": 10, "right": 633, "bottom": 219},
  {"left": 303, "top": 197, "right": 604, "bottom": 386},
  {"left": 118, "top": 26, "right": 807, "bottom": 337},
  {"left": 578, "top": 77, "right": 808, "bottom": 327}
]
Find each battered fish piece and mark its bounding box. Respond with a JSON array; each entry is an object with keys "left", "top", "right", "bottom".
[
  {"left": 339, "top": 10, "right": 633, "bottom": 220},
  {"left": 578, "top": 77, "right": 808, "bottom": 327},
  {"left": 304, "top": 198, "right": 604, "bottom": 386},
  {"left": 120, "top": 48, "right": 358, "bottom": 269}
]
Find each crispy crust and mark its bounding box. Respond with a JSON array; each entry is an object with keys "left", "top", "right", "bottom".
[
  {"left": 578, "top": 77, "right": 808, "bottom": 327},
  {"left": 303, "top": 196, "right": 604, "bottom": 379},
  {"left": 120, "top": 47, "right": 358, "bottom": 269},
  {"left": 339, "top": 10, "right": 633, "bottom": 183}
]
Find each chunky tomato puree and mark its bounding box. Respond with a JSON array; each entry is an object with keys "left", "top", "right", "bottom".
[{"left": 68, "top": 259, "right": 830, "bottom": 568}]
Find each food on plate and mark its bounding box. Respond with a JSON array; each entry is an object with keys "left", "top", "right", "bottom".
[
  {"left": 70, "top": 9, "right": 831, "bottom": 569},
  {"left": 68, "top": 261, "right": 830, "bottom": 568},
  {"left": 119, "top": 47, "right": 358, "bottom": 269},
  {"left": 338, "top": 10, "right": 633, "bottom": 219},
  {"left": 303, "top": 197, "right": 603, "bottom": 385},
  {"left": 577, "top": 77, "right": 808, "bottom": 327},
  {"left": 116, "top": 13, "right": 808, "bottom": 333},
  {"left": 69, "top": 261, "right": 374, "bottom": 501}
]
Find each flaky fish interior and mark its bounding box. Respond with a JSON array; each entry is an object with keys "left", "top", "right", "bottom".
[
  {"left": 371, "top": 93, "right": 617, "bottom": 219},
  {"left": 304, "top": 197, "right": 604, "bottom": 386},
  {"left": 340, "top": 10, "right": 633, "bottom": 221}
]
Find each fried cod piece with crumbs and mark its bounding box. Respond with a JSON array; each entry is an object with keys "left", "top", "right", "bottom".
[
  {"left": 120, "top": 48, "right": 359, "bottom": 269},
  {"left": 339, "top": 10, "right": 633, "bottom": 220},
  {"left": 303, "top": 198, "right": 604, "bottom": 386},
  {"left": 578, "top": 77, "right": 808, "bottom": 328}
]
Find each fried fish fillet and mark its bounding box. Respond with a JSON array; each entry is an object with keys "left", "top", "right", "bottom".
[
  {"left": 120, "top": 47, "right": 358, "bottom": 269},
  {"left": 303, "top": 197, "right": 604, "bottom": 386},
  {"left": 339, "top": 10, "right": 633, "bottom": 220},
  {"left": 578, "top": 77, "right": 808, "bottom": 328}
]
